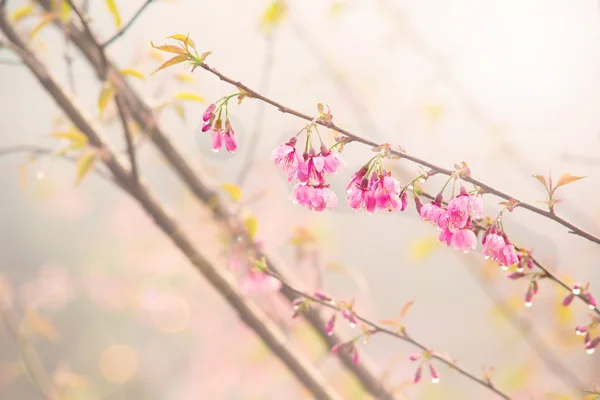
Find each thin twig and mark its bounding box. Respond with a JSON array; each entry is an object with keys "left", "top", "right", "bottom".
[
  {"left": 100, "top": 0, "right": 153, "bottom": 48},
  {"left": 266, "top": 269, "right": 512, "bottom": 400},
  {"left": 196, "top": 61, "right": 600, "bottom": 247},
  {"left": 114, "top": 92, "right": 138, "bottom": 183}
]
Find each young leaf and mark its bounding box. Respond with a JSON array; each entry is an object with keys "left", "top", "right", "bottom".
[
  {"left": 75, "top": 150, "right": 97, "bottom": 186},
  {"left": 220, "top": 183, "right": 242, "bottom": 202},
  {"left": 120, "top": 68, "right": 146, "bottom": 80},
  {"left": 555, "top": 173, "right": 586, "bottom": 190},
  {"left": 59, "top": 0, "right": 72, "bottom": 23},
  {"left": 532, "top": 174, "right": 548, "bottom": 189},
  {"left": 172, "top": 102, "right": 185, "bottom": 121},
  {"left": 167, "top": 33, "right": 196, "bottom": 49},
  {"left": 29, "top": 13, "right": 57, "bottom": 39},
  {"left": 400, "top": 300, "right": 415, "bottom": 318},
  {"left": 151, "top": 54, "right": 189, "bottom": 75},
  {"left": 173, "top": 92, "right": 205, "bottom": 102},
  {"left": 260, "top": 0, "right": 287, "bottom": 33},
  {"left": 97, "top": 83, "right": 114, "bottom": 115},
  {"left": 174, "top": 72, "right": 195, "bottom": 84},
  {"left": 243, "top": 215, "right": 259, "bottom": 239},
  {"left": 150, "top": 41, "right": 185, "bottom": 54},
  {"left": 51, "top": 129, "right": 88, "bottom": 147},
  {"left": 105, "top": 0, "right": 121, "bottom": 27},
  {"left": 10, "top": 4, "right": 35, "bottom": 22}
]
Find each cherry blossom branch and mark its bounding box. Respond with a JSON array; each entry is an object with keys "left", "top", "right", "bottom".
[
  {"left": 264, "top": 268, "right": 512, "bottom": 400},
  {"left": 0, "top": 20, "right": 346, "bottom": 400},
  {"left": 194, "top": 62, "right": 600, "bottom": 247},
  {"left": 100, "top": 0, "right": 154, "bottom": 48},
  {"left": 34, "top": 3, "right": 398, "bottom": 398}
]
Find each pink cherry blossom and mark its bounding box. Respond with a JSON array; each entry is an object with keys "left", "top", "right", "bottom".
[
  {"left": 372, "top": 172, "right": 402, "bottom": 212},
  {"left": 203, "top": 103, "right": 216, "bottom": 121},
  {"left": 223, "top": 119, "right": 238, "bottom": 153},
  {"left": 498, "top": 243, "right": 518, "bottom": 267},
  {"left": 291, "top": 184, "right": 337, "bottom": 212},
  {"left": 445, "top": 189, "right": 483, "bottom": 232},
  {"left": 346, "top": 166, "right": 368, "bottom": 193},
  {"left": 211, "top": 129, "right": 223, "bottom": 153},
  {"left": 420, "top": 201, "right": 446, "bottom": 226},
  {"left": 451, "top": 229, "right": 477, "bottom": 253},
  {"left": 438, "top": 229, "right": 453, "bottom": 247},
  {"left": 320, "top": 145, "right": 344, "bottom": 175},
  {"left": 482, "top": 233, "right": 505, "bottom": 261},
  {"left": 272, "top": 138, "right": 299, "bottom": 181}
]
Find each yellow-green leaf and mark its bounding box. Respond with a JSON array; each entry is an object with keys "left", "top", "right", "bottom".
[
  {"left": 151, "top": 54, "right": 189, "bottom": 75},
  {"left": 29, "top": 13, "right": 57, "bottom": 39},
  {"left": 120, "top": 68, "right": 146, "bottom": 80},
  {"left": 555, "top": 173, "right": 586, "bottom": 189},
  {"left": 244, "top": 215, "right": 258, "bottom": 239},
  {"left": 532, "top": 174, "right": 548, "bottom": 189},
  {"left": 167, "top": 33, "right": 196, "bottom": 49},
  {"left": 150, "top": 41, "right": 185, "bottom": 55},
  {"left": 173, "top": 92, "right": 205, "bottom": 102},
  {"left": 51, "top": 128, "right": 88, "bottom": 147},
  {"left": 59, "top": 0, "right": 72, "bottom": 23},
  {"left": 260, "top": 0, "right": 287, "bottom": 33},
  {"left": 97, "top": 83, "right": 114, "bottom": 115},
  {"left": 11, "top": 4, "right": 35, "bottom": 22},
  {"left": 105, "top": 0, "right": 121, "bottom": 27},
  {"left": 75, "top": 150, "right": 97, "bottom": 186},
  {"left": 174, "top": 72, "right": 195, "bottom": 84},
  {"left": 220, "top": 183, "right": 242, "bottom": 202}
]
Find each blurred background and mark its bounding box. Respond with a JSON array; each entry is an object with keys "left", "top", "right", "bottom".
[{"left": 1, "top": 0, "right": 600, "bottom": 398}]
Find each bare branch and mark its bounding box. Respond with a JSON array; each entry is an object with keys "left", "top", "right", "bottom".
[
  {"left": 114, "top": 92, "right": 138, "bottom": 183},
  {"left": 101, "top": 0, "right": 154, "bottom": 48}
]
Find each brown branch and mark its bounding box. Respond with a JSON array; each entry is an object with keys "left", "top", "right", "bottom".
[
  {"left": 195, "top": 62, "right": 600, "bottom": 247},
  {"left": 33, "top": 2, "right": 399, "bottom": 397},
  {"left": 114, "top": 92, "right": 138, "bottom": 183},
  {"left": 0, "top": 15, "right": 344, "bottom": 400},
  {"left": 266, "top": 269, "right": 512, "bottom": 400},
  {"left": 100, "top": 0, "right": 154, "bottom": 48}
]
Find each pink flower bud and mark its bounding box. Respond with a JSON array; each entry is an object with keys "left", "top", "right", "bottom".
[
  {"left": 414, "top": 196, "right": 424, "bottom": 214},
  {"left": 575, "top": 325, "right": 588, "bottom": 336},
  {"left": 400, "top": 192, "right": 408, "bottom": 211},
  {"left": 331, "top": 342, "right": 344, "bottom": 354},
  {"left": 585, "top": 337, "right": 600, "bottom": 354},
  {"left": 507, "top": 272, "right": 525, "bottom": 280},
  {"left": 313, "top": 290, "right": 332, "bottom": 302},
  {"left": 414, "top": 366, "right": 422, "bottom": 383},
  {"left": 350, "top": 345, "right": 360, "bottom": 365},
  {"left": 583, "top": 293, "right": 597, "bottom": 309},
  {"left": 408, "top": 353, "right": 422, "bottom": 361},
  {"left": 202, "top": 103, "right": 216, "bottom": 121},
  {"left": 201, "top": 121, "right": 212, "bottom": 132},
  {"left": 341, "top": 308, "right": 358, "bottom": 327},
  {"left": 325, "top": 314, "right": 336, "bottom": 336},
  {"left": 562, "top": 293, "right": 575, "bottom": 307},
  {"left": 524, "top": 286, "right": 533, "bottom": 308},
  {"left": 429, "top": 363, "right": 440, "bottom": 383}
]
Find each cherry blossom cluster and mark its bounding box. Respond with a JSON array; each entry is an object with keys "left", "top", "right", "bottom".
[
  {"left": 409, "top": 352, "right": 440, "bottom": 384},
  {"left": 416, "top": 187, "right": 484, "bottom": 253},
  {"left": 272, "top": 131, "right": 344, "bottom": 211},
  {"left": 345, "top": 159, "right": 407, "bottom": 214},
  {"left": 201, "top": 99, "right": 238, "bottom": 153}
]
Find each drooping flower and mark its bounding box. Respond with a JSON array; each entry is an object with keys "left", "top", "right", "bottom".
[
  {"left": 203, "top": 103, "right": 216, "bottom": 121},
  {"left": 297, "top": 150, "right": 326, "bottom": 185},
  {"left": 420, "top": 200, "right": 446, "bottom": 226},
  {"left": 451, "top": 229, "right": 477, "bottom": 253},
  {"left": 321, "top": 145, "right": 345, "bottom": 175},
  {"left": 272, "top": 137, "right": 300, "bottom": 181},
  {"left": 223, "top": 119, "right": 238, "bottom": 153},
  {"left": 291, "top": 183, "right": 337, "bottom": 212},
  {"left": 498, "top": 243, "right": 518, "bottom": 268},
  {"left": 445, "top": 187, "right": 483, "bottom": 232},
  {"left": 346, "top": 166, "right": 368, "bottom": 193},
  {"left": 372, "top": 171, "right": 402, "bottom": 212},
  {"left": 482, "top": 232, "right": 505, "bottom": 261},
  {"left": 346, "top": 178, "right": 376, "bottom": 214},
  {"left": 211, "top": 127, "right": 223, "bottom": 153},
  {"left": 438, "top": 229, "right": 453, "bottom": 247}
]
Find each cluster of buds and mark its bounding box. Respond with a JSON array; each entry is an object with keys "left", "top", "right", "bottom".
[
  {"left": 417, "top": 186, "right": 483, "bottom": 253},
  {"left": 272, "top": 127, "right": 344, "bottom": 211},
  {"left": 574, "top": 317, "right": 600, "bottom": 354},
  {"left": 562, "top": 282, "right": 597, "bottom": 310},
  {"left": 481, "top": 224, "right": 519, "bottom": 269},
  {"left": 346, "top": 158, "right": 407, "bottom": 214},
  {"left": 202, "top": 100, "right": 238, "bottom": 153},
  {"left": 409, "top": 351, "right": 440, "bottom": 384}
]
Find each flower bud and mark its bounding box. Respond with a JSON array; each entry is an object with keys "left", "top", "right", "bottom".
[
  {"left": 585, "top": 337, "right": 600, "bottom": 354},
  {"left": 313, "top": 290, "right": 332, "bottom": 302},
  {"left": 429, "top": 364, "right": 440, "bottom": 384},
  {"left": 408, "top": 353, "right": 422, "bottom": 362},
  {"left": 325, "top": 314, "right": 336, "bottom": 336},
  {"left": 414, "top": 366, "right": 422, "bottom": 384},
  {"left": 562, "top": 293, "right": 575, "bottom": 307},
  {"left": 507, "top": 272, "right": 525, "bottom": 280},
  {"left": 202, "top": 103, "right": 216, "bottom": 121}
]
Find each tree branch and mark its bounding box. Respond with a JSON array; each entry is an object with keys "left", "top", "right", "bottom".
[
  {"left": 33, "top": 2, "right": 399, "bottom": 397},
  {"left": 101, "top": 0, "right": 154, "bottom": 48},
  {"left": 114, "top": 92, "right": 138, "bottom": 183},
  {"left": 195, "top": 61, "right": 600, "bottom": 247},
  {"left": 0, "top": 14, "right": 344, "bottom": 400}
]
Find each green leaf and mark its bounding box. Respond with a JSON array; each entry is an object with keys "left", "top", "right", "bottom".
[
  {"left": 151, "top": 54, "right": 189, "bottom": 75},
  {"left": 11, "top": 4, "right": 35, "bottom": 22},
  {"left": 97, "top": 83, "right": 114, "bottom": 115},
  {"left": 105, "top": 0, "right": 121, "bottom": 27},
  {"left": 555, "top": 173, "right": 586, "bottom": 190},
  {"left": 75, "top": 150, "right": 97, "bottom": 186},
  {"left": 120, "top": 68, "right": 146, "bottom": 80},
  {"left": 220, "top": 183, "right": 242, "bottom": 202},
  {"left": 29, "top": 13, "right": 57, "bottom": 39},
  {"left": 173, "top": 92, "right": 205, "bottom": 102}
]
